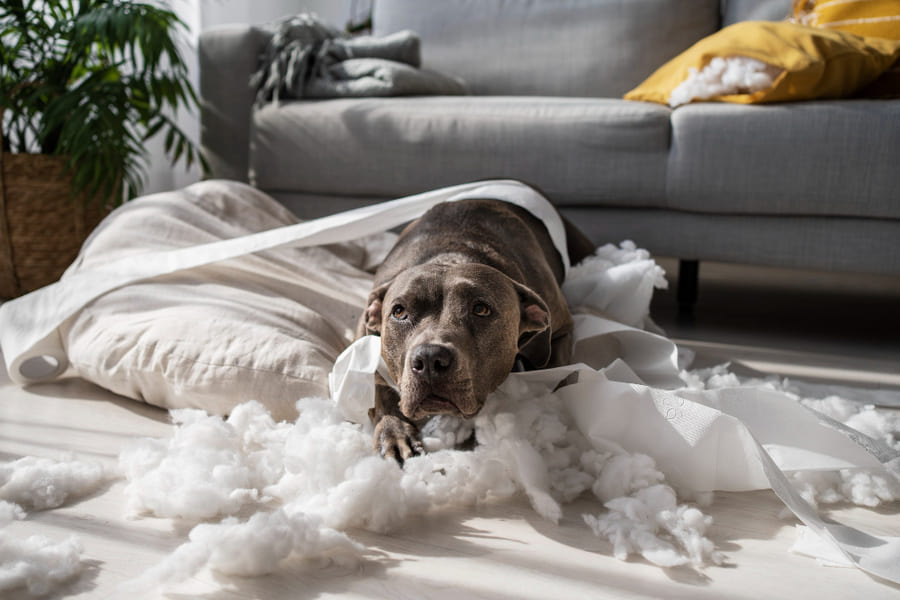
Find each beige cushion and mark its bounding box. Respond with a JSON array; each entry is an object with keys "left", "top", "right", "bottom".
[{"left": 61, "top": 181, "right": 383, "bottom": 421}]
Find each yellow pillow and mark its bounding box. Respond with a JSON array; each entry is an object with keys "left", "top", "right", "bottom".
[
  {"left": 793, "top": 0, "right": 900, "bottom": 40},
  {"left": 624, "top": 20, "right": 900, "bottom": 105}
]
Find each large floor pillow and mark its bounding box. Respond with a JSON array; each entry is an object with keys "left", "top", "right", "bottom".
[{"left": 60, "top": 180, "right": 387, "bottom": 421}]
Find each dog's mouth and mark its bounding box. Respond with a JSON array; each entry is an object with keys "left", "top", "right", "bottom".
[
  {"left": 404, "top": 390, "right": 481, "bottom": 420},
  {"left": 419, "top": 394, "right": 459, "bottom": 415}
]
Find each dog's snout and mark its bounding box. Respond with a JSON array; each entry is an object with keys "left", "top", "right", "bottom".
[{"left": 409, "top": 344, "right": 455, "bottom": 379}]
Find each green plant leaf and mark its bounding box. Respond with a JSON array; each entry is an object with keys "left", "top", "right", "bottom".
[{"left": 1, "top": 0, "right": 207, "bottom": 205}]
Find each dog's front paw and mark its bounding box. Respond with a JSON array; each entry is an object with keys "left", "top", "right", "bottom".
[{"left": 373, "top": 415, "right": 423, "bottom": 464}]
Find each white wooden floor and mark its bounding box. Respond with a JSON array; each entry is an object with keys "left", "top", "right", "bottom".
[{"left": 2, "top": 260, "right": 900, "bottom": 599}]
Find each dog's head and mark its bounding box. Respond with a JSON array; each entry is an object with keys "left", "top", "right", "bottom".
[{"left": 363, "top": 263, "right": 551, "bottom": 420}]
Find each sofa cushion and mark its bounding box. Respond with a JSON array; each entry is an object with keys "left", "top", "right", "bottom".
[
  {"left": 666, "top": 100, "right": 900, "bottom": 219},
  {"left": 372, "top": 0, "right": 720, "bottom": 97},
  {"left": 563, "top": 207, "right": 900, "bottom": 275},
  {"left": 249, "top": 96, "right": 672, "bottom": 207}
]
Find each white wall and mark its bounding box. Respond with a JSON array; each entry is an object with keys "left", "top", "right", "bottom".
[{"left": 197, "top": 0, "right": 362, "bottom": 31}]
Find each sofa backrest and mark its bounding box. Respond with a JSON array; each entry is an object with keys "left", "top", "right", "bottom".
[
  {"left": 372, "top": 0, "right": 722, "bottom": 97},
  {"left": 721, "top": 0, "right": 793, "bottom": 26}
]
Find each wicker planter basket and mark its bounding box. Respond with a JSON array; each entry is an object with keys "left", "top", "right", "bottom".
[{"left": 0, "top": 151, "right": 111, "bottom": 299}]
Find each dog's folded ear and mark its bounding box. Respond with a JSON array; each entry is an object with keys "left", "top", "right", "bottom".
[
  {"left": 512, "top": 280, "right": 553, "bottom": 368},
  {"left": 364, "top": 281, "right": 392, "bottom": 335}
]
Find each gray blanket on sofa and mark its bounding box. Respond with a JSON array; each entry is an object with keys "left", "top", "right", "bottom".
[{"left": 252, "top": 14, "right": 467, "bottom": 105}]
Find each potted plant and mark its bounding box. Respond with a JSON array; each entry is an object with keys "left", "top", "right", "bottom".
[{"left": 0, "top": 0, "right": 206, "bottom": 297}]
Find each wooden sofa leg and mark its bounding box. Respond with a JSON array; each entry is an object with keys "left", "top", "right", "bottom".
[{"left": 677, "top": 259, "right": 699, "bottom": 318}]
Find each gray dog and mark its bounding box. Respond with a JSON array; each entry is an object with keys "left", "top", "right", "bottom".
[{"left": 358, "top": 196, "right": 594, "bottom": 463}]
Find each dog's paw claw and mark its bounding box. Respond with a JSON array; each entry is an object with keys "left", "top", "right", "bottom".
[{"left": 374, "top": 416, "right": 423, "bottom": 465}]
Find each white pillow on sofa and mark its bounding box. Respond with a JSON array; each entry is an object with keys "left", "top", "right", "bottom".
[{"left": 60, "top": 181, "right": 383, "bottom": 421}]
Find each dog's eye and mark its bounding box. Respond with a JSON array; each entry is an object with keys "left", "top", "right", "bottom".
[
  {"left": 472, "top": 302, "right": 492, "bottom": 317},
  {"left": 391, "top": 305, "right": 408, "bottom": 320}
]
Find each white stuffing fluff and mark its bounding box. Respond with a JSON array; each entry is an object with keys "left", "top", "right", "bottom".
[
  {"left": 0, "top": 500, "right": 25, "bottom": 525},
  {"left": 668, "top": 56, "right": 783, "bottom": 107},
  {"left": 584, "top": 485, "right": 723, "bottom": 567},
  {"left": 118, "top": 406, "right": 288, "bottom": 520},
  {"left": 0, "top": 527, "right": 84, "bottom": 596},
  {"left": 123, "top": 507, "right": 364, "bottom": 593},
  {"left": 563, "top": 240, "right": 667, "bottom": 330},
  {"left": 121, "top": 380, "right": 726, "bottom": 589},
  {"left": 0, "top": 454, "right": 108, "bottom": 510},
  {"left": 0, "top": 453, "right": 107, "bottom": 596}
]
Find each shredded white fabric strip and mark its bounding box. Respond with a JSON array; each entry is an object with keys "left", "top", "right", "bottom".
[{"left": 0, "top": 179, "right": 566, "bottom": 385}]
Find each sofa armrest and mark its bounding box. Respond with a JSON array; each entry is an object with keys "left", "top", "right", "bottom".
[{"left": 199, "top": 24, "right": 271, "bottom": 182}]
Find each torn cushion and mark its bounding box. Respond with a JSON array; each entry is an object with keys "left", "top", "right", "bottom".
[
  {"left": 793, "top": 0, "right": 900, "bottom": 40},
  {"left": 792, "top": 0, "right": 900, "bottom": 97},
  {"left": 625, "top": 20, "right": 900, "bottom": 106},
  {"left": 60, "top": 181, "right": 383, "bottom": 421}
]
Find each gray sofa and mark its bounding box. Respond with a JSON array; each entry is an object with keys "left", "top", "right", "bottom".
[{"left": 198, "top": 0, "right": 900, "bottom": 310}]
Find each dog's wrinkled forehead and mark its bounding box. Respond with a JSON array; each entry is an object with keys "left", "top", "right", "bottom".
[{"left": 385, "top": 263, "right": 515, "bottom": 312}]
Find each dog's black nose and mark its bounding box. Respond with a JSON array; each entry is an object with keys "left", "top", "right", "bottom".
[{"left": 409, "top": 344, "right": 454, "bottom": 379}]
